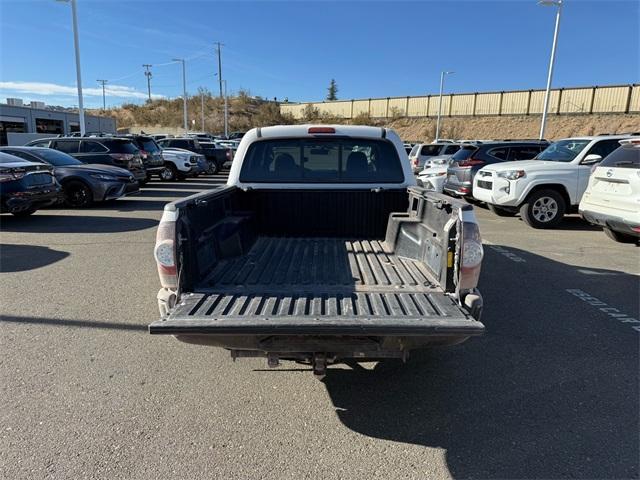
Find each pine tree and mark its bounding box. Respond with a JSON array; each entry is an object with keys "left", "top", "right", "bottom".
[{"left": 326, "top": 79, "right": 338, "bottom": 101}]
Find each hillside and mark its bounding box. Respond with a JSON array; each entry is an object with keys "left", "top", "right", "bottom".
[{"left": 94, "top": 94, "right": 640, "bottom": 141}]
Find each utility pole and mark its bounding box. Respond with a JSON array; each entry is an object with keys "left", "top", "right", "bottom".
[
  {"left": 143, "top": 64, "right": 153, "bottom": 102},
  {"left": 96, "top": 79, "right": 108, "bottom": 110},
  {"left": 223, "top": 80, "right": 228, "bottom": 138},
  {"left": 200, "top": 90, "right": 205, "bottom": 131},
  {"left": 172, "top": 58, "right": 188, "bottom": 134},
  {"left": 215, "top": 42, "right": 224, "bottom": 98}
]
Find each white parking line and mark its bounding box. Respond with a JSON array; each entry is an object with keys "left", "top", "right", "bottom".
[
  {"left": 484, "top": 242, "right": 526, "bottom": 263},
  {"left": 566, "top": 289, "right": 640, "bottom": 333}
]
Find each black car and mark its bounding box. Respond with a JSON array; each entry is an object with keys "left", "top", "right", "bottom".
[
  {"left": 443, "top": 141, "right": 549, "bottom": 197},
  {"left": 0, "top": 151, "right": 62, "bottom": 216},
  {"left": 157, "top": 137, "right": 231, "bottom": 174},
  {"left": 120, "top": 135, "right": 164, "bottom": 181},
  {"left": 26, "top": 137, "right": 147, "bottom": 184},
  {"left": 0, "top": 146, "right": 139, "bottom": 208}
]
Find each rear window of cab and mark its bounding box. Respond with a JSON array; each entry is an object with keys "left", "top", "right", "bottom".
[{"left": 239, "top": 138, "right": 405, "bottom": 183}]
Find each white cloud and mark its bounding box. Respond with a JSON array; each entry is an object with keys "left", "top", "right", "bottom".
[{"left": 0, "top": 81, "right": 164, "bottom": 100}]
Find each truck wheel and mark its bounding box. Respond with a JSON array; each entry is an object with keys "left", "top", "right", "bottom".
[
  {"left": 488, "top": 204, "right": 516, "bottom": 217},
  {"left": 160, "top": 165, "right": 178, "bottom": 182},
  {"left": 206, "top": 161, "right": 219, "bottom": 175},
  {"left": 603, "top": 227, "right": 638, "bottom": 245},
  {"left": 64, "top": 180, "right": 93, "bottom": 208},
  {"left": 519, "top": 189, "right": 566, "bottom": 229}
]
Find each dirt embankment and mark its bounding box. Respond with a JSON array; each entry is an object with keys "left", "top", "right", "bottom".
[{"left": 385, "top": 114, "right": 640, "bottom": 142}]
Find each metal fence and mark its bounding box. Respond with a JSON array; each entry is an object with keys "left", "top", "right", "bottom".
[{"left": 281, "top": 84, "right": 640, "bottom": 119}]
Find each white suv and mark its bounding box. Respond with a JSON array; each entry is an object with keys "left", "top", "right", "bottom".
[
  {"left": 473, "top": 135, "right": 635, "bottom": 228},
  {"left": 579, "top": 139, "right": 640, "bottom": 244},
  {"left": 408, "top": 142, "right": 461, "bottom": 173}
]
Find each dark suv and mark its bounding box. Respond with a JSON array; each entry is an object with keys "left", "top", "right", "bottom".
[
  {"left": 120, "top": 135, "right": 164, "bottom": 181},
  {"left": 26, "top": 137, "right": 147, "bottom": 184},
  {"left": 443, "top": 141, "right": 549, "bottom": 197},
  {"left": 157, "top": 137, "right": 231, "bottom": 174}
]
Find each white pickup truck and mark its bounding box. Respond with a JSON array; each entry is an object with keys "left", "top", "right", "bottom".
[
  {"left": 473, "top": 135, "right": 635, "bottom": 228},
  {"left": 149, "top": 125, "right": 485, "bottom": 376}
]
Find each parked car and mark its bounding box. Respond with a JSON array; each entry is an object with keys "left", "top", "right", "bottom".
[
  {"left": 157, "top": 137, "right": 231, "bottom": 174},
  {"left": 472, "top": 135, "right": 634, "bottom": 228},
  {"left": 444, "top": 141, "right": 549, "bottom": 199},
  {"left": 408, "top": 143, "right": 462, "bottom": 173},
  {"left": 159, "top": 148, "right": 207, "bottom": 181},
  {"left": 0, "top": 146, "right": 139, "bottom": 207},
  {"left": 0, "top": 151, "right": 62, "bottom": 216},
  {"left": 120, "top": 135, "right": 164, "bottom": 182},
  {"left": 226, "top": 131, "right": 245, "bottom": 140},
  {"left": 417, "top": 164, "right": 448, "bottom": 192},
  {"left": 149, "top": 125, "right": 485, "bottom": 376},
  {"left": 579, "top": 138, "right": 640, "bottom": 244},
  {"left": 26, "top": 137, "right": 147, "bottom": 185}
]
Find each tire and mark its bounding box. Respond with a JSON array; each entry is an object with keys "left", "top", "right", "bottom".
[
  {"left": 488, "top": 204, "right": 517, "bottom": 217},
  {"left": 159, "top": 164, "right": 178, "bottom": 182},
  {"left": 63, "top": 180, "right": 93, "bottom": 208},
  {"left": 519, "top": 189, "right": 566, "bottom": 229},
  {"left": 603, "top": 227, "right": 639, "bottom": 245},
  {"left": 12, "top": 207, "right": 36, "bottom": 217},
  {"left": 206, "top": 161, "right": 219, "bottom": 175}
]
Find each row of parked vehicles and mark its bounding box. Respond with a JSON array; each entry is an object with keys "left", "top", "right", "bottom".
[
  {"left": 0, "top": 133, "right": 233, "bottom": 216},
  {"left": 412, "top": 134, "right": 640, "bottom": 244}
]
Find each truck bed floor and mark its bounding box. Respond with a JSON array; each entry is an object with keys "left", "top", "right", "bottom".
[
  {"left": 152, "top": 237, "right": 478, "bottom": 334},
  {"left": 202, "top": 237, "right": 437, "bottom": 292}
]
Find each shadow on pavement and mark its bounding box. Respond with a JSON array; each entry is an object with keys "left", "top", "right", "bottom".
[
  {"left": 0, "top": 244, "right": 70, "bottom": 273},
  {"left": 1, "top": 314, "right": 147, "bottom": 332},
  {"left": 0, "top": 214, "right": 158, "bottom": 233},
  {"left": 323, "top": 247, "right": 639, "bottom": 479}
]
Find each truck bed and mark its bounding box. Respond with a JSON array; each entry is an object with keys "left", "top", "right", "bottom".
[{"left": 150, "top": 237, "right": 482, "bottom": 336}]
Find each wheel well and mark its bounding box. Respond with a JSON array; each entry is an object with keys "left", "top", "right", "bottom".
[
  {"left": 61, "top": 177, "right": 91, "bottom": 189},
  {"left": 525, "top": 184, "right": 571, "bottom": 208}
]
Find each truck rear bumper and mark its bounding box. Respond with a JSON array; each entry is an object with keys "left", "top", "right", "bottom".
[{"left": 149, "top": 314, "right": 485, "bottom": 337}]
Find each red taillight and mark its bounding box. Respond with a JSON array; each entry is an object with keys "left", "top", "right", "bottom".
[
  {"left": 308, "top": 127, "right": 335, "bottom": 134},
  {"left": 632, "top": 226, "right": 640, "bottom": 233},
  {"left": 412, "top": 158, "right": 419, "bottom": 167},
  {"left": 139, "top": 149, "right": 148, "bottom": 159},
  {"left": 155, "top": 210, "right": 177, "bottom": 289},
  {"left": 458, "top": 158, "right": 485, "bottom": 167},
  {"left": 110, "top": 153, "right": 134, "bottom": 163},
  {"left": 459, "top": 186, "right": 470, "bottom": 194}
]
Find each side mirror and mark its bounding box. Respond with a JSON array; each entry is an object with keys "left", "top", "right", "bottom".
[{"left": 582, "top": 154, "right": 602, "bottom": 165}]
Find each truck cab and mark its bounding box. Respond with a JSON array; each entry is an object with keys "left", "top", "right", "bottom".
[{"left": 149, "top": 125, "right": 485, "bottom": 375}]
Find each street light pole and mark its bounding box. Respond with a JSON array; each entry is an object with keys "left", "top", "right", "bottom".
[
  {"left": 173, "top": 58, "right": 188, "bottom": 134},
  {"left": 538, "top": 0, "right": 563, "bottom": 140},
  {"left": 435, "top": 70, "right": 454, "bottom": 142},
  {"left": 97, "top": 79, "right": 108, "bottom": 110},
  {"left": 57, "top": 0, "right": 85, "bottom": 135}
]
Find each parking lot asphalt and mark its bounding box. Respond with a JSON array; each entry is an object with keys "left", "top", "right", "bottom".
[{"left": 1, "top": 174, "right": 638, "bottom": 480}]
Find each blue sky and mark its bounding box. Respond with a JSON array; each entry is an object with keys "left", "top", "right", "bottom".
[{"left": 0, "top": 0, "right": 638, "bottom": 108}]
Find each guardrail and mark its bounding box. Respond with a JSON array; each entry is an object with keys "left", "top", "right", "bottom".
[{"left": 281, "top": 84, "right": 640, "bottom": 119}]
